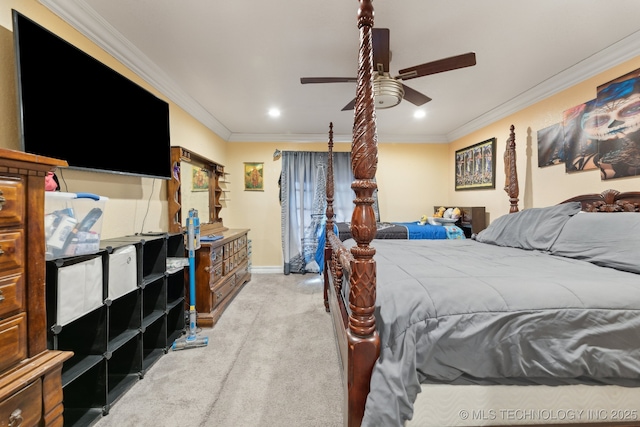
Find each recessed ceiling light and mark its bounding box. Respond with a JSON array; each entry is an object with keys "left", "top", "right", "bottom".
[
  {"left": 413, "top": 110, "right": 426, "bottom": 119},
  {"left": 268, "top": 108, "right": 281, "bottom": 118}
]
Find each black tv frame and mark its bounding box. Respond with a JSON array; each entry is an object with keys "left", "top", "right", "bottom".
[{"left": 13, "top": 10, "right": 172, "bottom": 180}]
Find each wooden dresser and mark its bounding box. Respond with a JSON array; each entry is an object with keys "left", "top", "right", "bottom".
[
  {"left": 0, "top": 149, "right": 72, "bottom": 427},
  {"left": 193, "top": 229, "right": 251, "bottom": 327}
]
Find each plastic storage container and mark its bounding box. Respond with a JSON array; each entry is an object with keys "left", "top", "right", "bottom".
[{"left": 45, "top": 192, "right": 108, "bottom": 260}]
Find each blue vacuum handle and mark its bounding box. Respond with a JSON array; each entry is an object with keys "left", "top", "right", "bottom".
[{"left": 75, "top": 192, "right": 101, "bottom": 201}]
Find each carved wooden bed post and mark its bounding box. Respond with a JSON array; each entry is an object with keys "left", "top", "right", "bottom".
[
  {"left": 324, "top": 122, "right": 335, "bottom": 312},
  {"left": 347, "top": 0, "right": 381, "bottom": 425},
  {"left": 504, "top": 124, "right": 519, "bottom": 213}
]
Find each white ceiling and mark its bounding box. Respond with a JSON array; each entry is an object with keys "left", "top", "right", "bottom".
[{"left": 40, "top": 0, "right": 640, "bottom": 143}]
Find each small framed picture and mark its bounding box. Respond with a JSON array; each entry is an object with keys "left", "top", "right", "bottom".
[
  {"left": 244, "top": 162, "right": 264, "bottom": 191},
  {"left": 192, "top": 168, "right": 209, "bottom": 191}
]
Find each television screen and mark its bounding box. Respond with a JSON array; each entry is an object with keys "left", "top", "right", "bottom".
[{"left": 13, "top": 11, "right": 171, "bottom": 180}]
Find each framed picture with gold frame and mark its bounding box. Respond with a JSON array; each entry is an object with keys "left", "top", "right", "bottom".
[
  {"left": 192, "top": 168, "right": 209, "bottom": 191},
  {"left": 455, "top": 138, "right": 496, "bottom": 191},
  {"left": 244, "top": 162, "right": 264, "bottom": 191}
]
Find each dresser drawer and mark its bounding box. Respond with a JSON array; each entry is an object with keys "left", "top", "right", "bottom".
[
  {"left": 235, "top": 261, "right": 249, "bottom": 281},
  {"left": 211, "top": 276, "right": 235, "bottom": 309},
  {"left": 210, "top": 245, "right": 223, "bottom": 263},
  {"left": 0, "top": 178, "right": 25, "bottom": 228},
  {"left": 0, "top": 312, "right": 27, "bottom": 373},
  {"left": 223, "top": 242, "right": 232, "bottom": 259},
  {"left": 0, "top": 378, "right": 42, "bottom": 427},
  {"left": 237, "top": 246, "right": 247, "bottom": 262},
  {"left": 209, "top": 261, "right": 223, "bottom": 284},
  {"left": 0, "top": 274, "right": 24, "bottom": 319},
  {"left": 0, "top": 231, "right": 24, "bottom": 274}
]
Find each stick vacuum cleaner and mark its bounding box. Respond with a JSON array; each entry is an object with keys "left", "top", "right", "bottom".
[{"left": 172, "top": 209, "right": 209, "bottom": 351}]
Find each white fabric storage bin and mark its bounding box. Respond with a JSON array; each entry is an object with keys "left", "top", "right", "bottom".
[
  {"left": 108, "top": 245, "right": 138, "bottom": 300},
  {"left": 56, "top": 256, "right": 103, "bottom": 327}
]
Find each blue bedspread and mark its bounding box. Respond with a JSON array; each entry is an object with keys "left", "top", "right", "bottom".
[{"left": 394, "top": 222, "right": 465, "bottom": 240}]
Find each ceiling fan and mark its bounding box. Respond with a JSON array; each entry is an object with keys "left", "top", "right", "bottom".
[{"left": 300, "top": 28, "right": 476, "bottom": 111}]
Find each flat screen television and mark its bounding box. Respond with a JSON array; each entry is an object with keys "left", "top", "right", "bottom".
[{"left": 13, "top": 10, "right": 171, "bottom": 180}]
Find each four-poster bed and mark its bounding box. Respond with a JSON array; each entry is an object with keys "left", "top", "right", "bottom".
[{"left": 322, "top": 1, "right": 640, "bottom": 426}]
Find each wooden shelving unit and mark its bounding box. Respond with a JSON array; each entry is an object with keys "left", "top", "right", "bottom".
[{"left": 168, "top": 146, "right": 227, "bottom": 235}]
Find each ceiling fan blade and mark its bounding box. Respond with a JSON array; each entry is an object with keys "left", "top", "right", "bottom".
[
  {"left": 341, "top": 98, "right": 356, "bottom": 111},
  {"left": 397, "top": 52, "right": 476, "bottom": 80},
  {"left": 401, "top": 84, "right": 432, "bottom": 106},
  {"left": 300, "top": 77, "right": 357, "bottom": 84},
  {"left": 372, "top": 28, "right": 390, "bottom": 73}
]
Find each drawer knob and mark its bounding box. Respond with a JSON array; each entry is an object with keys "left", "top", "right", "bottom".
[
  {"left": 0, "top": 190, "right": 4, "bottom": 211},
  {"left": 0, "top": 246, "right": 4, "bottom": 256},
  {"left": 9, "top": 409, "right": 23, "bottom": 427},
  {"left": 215, "top": 291, "right": 222, "bottom": 299},
  {"left": 0, "top": 289, "right": 4, "bottom": 302}
]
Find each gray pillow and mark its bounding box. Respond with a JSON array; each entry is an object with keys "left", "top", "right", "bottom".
[
  {"left": 475, "top": 202, "right": 582, "bottom": 251},
  {"left": 550, "top": 212, "right": 640, "bottom": 274}
]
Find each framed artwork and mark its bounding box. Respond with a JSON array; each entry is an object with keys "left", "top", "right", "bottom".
[
  {"left": 455, "top": 138, "right": 496, "bottom": 191},
  {"left": 244, "top": 162, "right": 264, "bottom": 191},
  {"left": 192, "top": 168, "right": 209, "bottom": 191}
]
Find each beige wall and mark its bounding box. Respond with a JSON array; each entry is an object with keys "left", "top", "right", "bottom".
[
  {"left": 225, "top": 141, "right": 348, "bottom": 268},
  {"left": 224, "top": 141, "right": 450, "bottom": 268},
  {"left": 377, "top": 143, "right": 449, "bottom": 221},
  {"left": 0, "top": 0, "right": 226, "bottom": 238},
  {"left": 2, "top": 1, "right": 639, "bottom": 270},
  {"left": 448, "top": 55, "right": 640, "bottom": 223}
]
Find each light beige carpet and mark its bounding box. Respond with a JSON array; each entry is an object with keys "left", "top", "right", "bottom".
[{"left": 91, "top": 273, "right": 343, "bottom": 427}]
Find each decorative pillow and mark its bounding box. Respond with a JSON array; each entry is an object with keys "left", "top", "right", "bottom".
[
  {"left": 475, "top": 202, "right": 582, "bottom": 251},
  {"left": 550, "top": 212, "right": 640, "bottom": 274}
]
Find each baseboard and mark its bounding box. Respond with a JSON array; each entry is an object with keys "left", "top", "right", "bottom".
[{"left": 249, "top": 266, "right": 283, "bottom": 274}]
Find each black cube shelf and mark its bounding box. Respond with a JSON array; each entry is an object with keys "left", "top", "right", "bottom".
[{"left": 46, "top": 233, "right": 187, "bottom": 427}]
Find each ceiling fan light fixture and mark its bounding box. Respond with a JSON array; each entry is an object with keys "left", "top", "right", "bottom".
[{"left": 373, "top": 76, "right": 404, "bottom": 109}]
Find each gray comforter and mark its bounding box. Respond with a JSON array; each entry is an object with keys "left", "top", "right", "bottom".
[{"left": 349, "top": 205, "right": 640, "bottom": 427}]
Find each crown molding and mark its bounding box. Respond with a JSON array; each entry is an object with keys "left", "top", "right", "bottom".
[
  {"left": 227, "top": 132, "right": 447, "bottom": 143},
  {"left": 228, "top": 133, "right": 351, "bottom": 143},
  {"left": 39, "top": 0, "right": 232, "bottom": 140},
  {"left": 447, "top": 30, "right": 640, "bottom": 142}
]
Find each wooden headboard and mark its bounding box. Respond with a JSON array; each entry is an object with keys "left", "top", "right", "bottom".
[{"left": 562, "top": 189, "right": 640, "bottom": 212}]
